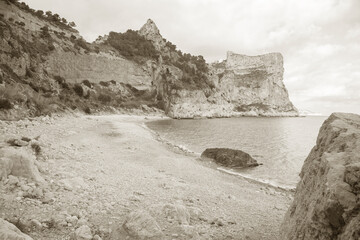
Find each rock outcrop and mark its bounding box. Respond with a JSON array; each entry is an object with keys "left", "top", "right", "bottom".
[
  {"left": 201, "top": 148, "right": 260, "bottom": 168},
  {"left": 111, "top": 209, "right": 164, "bottom": 240},
  {"left": 281, "top": 113, "right": 360, "bottom": 240},
  {"left": 0, "top": 218, "right": 33, "bottom": 240},
  {"left": 0, "top": 147, "right": 44, "bottom": 182}
]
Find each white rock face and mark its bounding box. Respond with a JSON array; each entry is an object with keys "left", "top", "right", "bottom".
[
  {"left": 45, "top": 51, "right": 153, "bottom": 90},
  {"left": 166, "top": 51, "right": 298, "bottom": 118},
  {"left": 139, "top": 19, "right": 166, "bottom": 52},
  {"left": 0, "top": 218, "right": 33, "bottom": 240},
  {"left": 281, "top": 113, "right": 360, "bottom": 240}
]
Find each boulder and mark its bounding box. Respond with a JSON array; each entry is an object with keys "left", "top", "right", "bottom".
[
  {"left": 111, "top": 209, "right": 164, "bottom": 240},
  {"left": 281, "top": 113, "right": 360, "bottom": 240},
  {"left": 0, "top": 147, "right": 44, "bottom": 182},
  {"left": 74, "top": 225, "right": 92, "bottom": 240},
  {"left": 0, "top": 218, "right": 33, "bottom": 240},
  {"left": 201, "top": 148, "right": 259, "bottom": 168}
]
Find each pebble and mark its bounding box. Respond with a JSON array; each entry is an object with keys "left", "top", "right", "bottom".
[
  {"left": 75, "top": 225, "right": 93, "bottom": 240},
  {"left": 30, "top": 219, "right": 42, "bottom": 230},
  {"left": 8, "top": 175, "right": 19, "bottom": 185}
]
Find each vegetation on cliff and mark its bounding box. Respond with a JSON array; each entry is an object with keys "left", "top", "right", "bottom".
[{"left": 106, "top": 30, "right": 159, "bottom": 63}]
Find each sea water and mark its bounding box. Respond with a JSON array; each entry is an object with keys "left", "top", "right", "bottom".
[{"left": 146, "top": 116, "right": 327, "bottom": 189}]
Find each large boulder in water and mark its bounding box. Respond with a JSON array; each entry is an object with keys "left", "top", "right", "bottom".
[
  {"left": 201, "top": 148, "right": 259, "bottom": 168},
  {"left": 281, "top": 113, "right": 360, "bottom": 240}
]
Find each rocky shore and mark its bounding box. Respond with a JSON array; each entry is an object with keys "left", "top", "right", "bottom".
[
  {"left": 281, "top": 113, "right": 360, "bottom": 239},
  {"left": 0, "top": 113, "right": 292, "bottom": 239}
]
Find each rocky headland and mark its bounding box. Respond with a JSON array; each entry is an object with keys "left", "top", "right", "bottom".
[
  {"left": 281, "top": 113, "right": 360, "bottom": 239},
  {"left": 0, "top": 0, "right": 298, "bottom": 120}
]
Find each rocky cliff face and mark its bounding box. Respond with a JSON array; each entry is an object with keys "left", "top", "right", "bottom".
[
  {"left": 163, "top": 51, "right": 298, "bottom": 118},
  {"left": 281, "top": 113, "right": 360, "bottom": 240},
  {"left": 0, "top": 1, "right": 298, "bottom": 119}
]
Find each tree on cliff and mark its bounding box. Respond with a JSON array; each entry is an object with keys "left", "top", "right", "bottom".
[
  {"left": 45, "top": 11, "right": 52, "bottom": 18},
  {"left": 35, "top": 10, "right": 44, "bottom": 17},
  {"left": 68, "top": 21, "right": 76, "bottom": 28}
]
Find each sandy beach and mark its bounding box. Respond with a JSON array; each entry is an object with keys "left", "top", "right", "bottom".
[{"left": 0, "top": 114, "right": 293, "bottom": 239}]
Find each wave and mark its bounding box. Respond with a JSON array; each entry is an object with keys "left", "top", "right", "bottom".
[
  {"left": 217, "top": 167, "right": 295, "bottom": 191},
  {"left": 140, "top": 122, "right": 200, "bottom": 156}
]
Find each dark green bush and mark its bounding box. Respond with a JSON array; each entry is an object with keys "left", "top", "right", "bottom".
[
  {"left": 106, "top": 30, "right": 159, "bottom": 62},
  {"left": 98, "top": 94, "right": 111, "bottom": 103},
  {"left": 99, "top": 81, "right": 110, "bottom": 87},
  {"left": 73, "top": 84, "right": 83, "bottom": 97},
  {"left": 84, "top": 107, "right": 91, "bottom": 114},
  {"left": 0, "top": 99, "right": 12, "bottom": 110},
  {"left": 82, "top": 79, "right": 92, "bottom": 88}
]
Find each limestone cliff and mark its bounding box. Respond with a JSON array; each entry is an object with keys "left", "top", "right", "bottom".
[
  {"left": 281, "top": 113, "right": 360, "bottom": 240},
  {"left": 162, "top": 51, "right": 298, "bottom": 118},
  {"left": 0, "top": 1, "right": 298, "bottom": 119}
]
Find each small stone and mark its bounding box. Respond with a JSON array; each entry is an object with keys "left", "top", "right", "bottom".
[
  {"left": 66, "top": 215, "right": 78, "bottom": 225},
  {"left": 15, "top": 197, "right": 22, "bottom": 201},
  {"left": 33, "top": 188, "right": 43, "bottom": 198},
  {"left": 21, "top": 184, "right": 31, "bottom": 192},
  {"left": 30, "top": 219, "right": 42, "bottom": 230},
  {"left": 77, "top": 218, "right": 87, "bottom": 227},
  {"left": 75, "top": 225, "right": 92, "bottom": 240},
  {"left": 8, "top": 175, "right": 19, "bottom": 185},
  {"left": 93, "top": 235, "right": 102, "bottom": 240},
  {"left": 42, "top": 192, "right": 54, "bottom": 203}
]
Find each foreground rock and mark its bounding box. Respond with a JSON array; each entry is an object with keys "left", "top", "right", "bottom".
[
  {"left": 281, "top": 113, "right": 360, "bottom": 240},
  {"left": 0, "top": 218, "right": 33, "bottom": 240},
  {"left": 201, "top": 148, "right": 260, "bottom": 168},
  {"left": 111, "top": 209, "right": 164, "bottom": 240},
  {"left": 0, "top": 147, "right": 44, "bottom": 182}
]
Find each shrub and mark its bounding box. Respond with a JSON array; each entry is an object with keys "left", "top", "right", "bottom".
[
  {"left": 98, "top": 94, "right": 111, "bottom": 103},
  {"left": 84, "top": 90, "right": 90, "bottom": 99},
  {"left": 31, "top": 142, "right": 41, "bottom": 155},
  {"left": 54, "top": 75, "right": 65, "bottom": 84},
  {"left": 84, "top": 107, "right": 91, "bottom": 114},
  {"left": 73, "top": 84, "right": 83, "bottom": 97},
  {"left": 40, "top": 26, "right": 51, "bottom": 39},
  {"left": 106, "top": 30, "right": 159, "bottom": 62},
  {"left": 99, "top": 81, "right": 110, "bottom": 87},
  {"left": 0, "top": 99, "right": 12, "bottom": 109},
  {"left": 74, "top": 38, "right": 90, "bottom": 51},
  {"left": 82, "top": 79, "right": 92, "bottom": 88}
]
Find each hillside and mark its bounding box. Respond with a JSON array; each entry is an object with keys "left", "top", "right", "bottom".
[{"left": 0, "top": 0, "right": 298, "bottom": 120}]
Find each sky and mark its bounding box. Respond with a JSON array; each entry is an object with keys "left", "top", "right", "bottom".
[{"left": 25, "top": 0, "right": 360, "bottom": 115}]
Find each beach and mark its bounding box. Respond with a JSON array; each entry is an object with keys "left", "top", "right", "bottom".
[{"left": 0, "top": 114, "right": 293, "bottom": 239}]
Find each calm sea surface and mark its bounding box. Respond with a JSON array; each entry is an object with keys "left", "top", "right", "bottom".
[{"left": 146, "top": 116, "right": 327, "bottom": 189}]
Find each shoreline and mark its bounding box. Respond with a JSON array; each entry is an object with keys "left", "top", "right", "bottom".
[
  {"left": 1, "top": 113, "right": 293, "bottom": 239},
  {"left": 143, "top": 118, "right": 296, "bottom": 192}
]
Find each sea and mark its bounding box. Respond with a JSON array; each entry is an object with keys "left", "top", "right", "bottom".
[{"left": 146, "top": 116, "right": 327, "bottom": 190}]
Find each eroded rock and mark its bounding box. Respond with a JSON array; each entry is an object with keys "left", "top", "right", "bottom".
[
  {"left": 0, "top": 218, "right": 33, "bottom": 240},
  {"left": 0, "top": 147, "right": 44, "bottom": 182},
  {"left": 111, "top": 209, "right": 164, "bottom": 240},
  {"left": 281, "top": 113, "right": 360, "bottom": 240},
  {"left": 201, "top": 148, "right": 260, "bottom": 168}
]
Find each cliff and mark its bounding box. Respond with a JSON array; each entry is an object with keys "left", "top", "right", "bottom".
[
  {"left": 165, "top": 51, "right": 298, "bottom": 118},
  {"left": 281, "top": 113, "right": 360, "bottom": 239},
  {"left": 0, "top": 1, "right": 298, "bottom": 119}
]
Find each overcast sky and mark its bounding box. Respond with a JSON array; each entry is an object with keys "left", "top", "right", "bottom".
[{"left": 25, "top": 0, "right": 360, "bottom": 115}]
